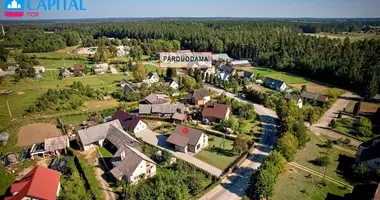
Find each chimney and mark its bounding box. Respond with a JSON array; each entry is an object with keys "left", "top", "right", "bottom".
[{"left": 121, "top": 151, "right": 125, "bottom": 161}]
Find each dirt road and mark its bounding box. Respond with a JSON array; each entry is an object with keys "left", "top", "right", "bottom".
[{"left": 310, "top": 92, "right": 362, "bottom": 147}]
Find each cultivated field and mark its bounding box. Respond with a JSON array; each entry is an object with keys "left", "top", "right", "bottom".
[
  {"left": 290, "top": 82, "right": 346, "bottom": 96},
  {"left": 303, "top": 32, "right": 380, "bottom": 42},
  {"left": 17, "top": 123, "right": 62, "bottom": 146},
  {"left": 37, "top": 59, "right": 86, "bottom": 69}
]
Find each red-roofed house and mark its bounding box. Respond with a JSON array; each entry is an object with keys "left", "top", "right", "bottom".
[
  {"left": 5, "top": 165, "right": 61, "bottom": 200},
  {"left": 112, "top": 110, "right": 147, "bottom": 133},
  {"left": 202, "top": 103, "right": 231, "bottom": 122},
  {"left": 73, "top": 64, "right": 84, "bottom": 74}
]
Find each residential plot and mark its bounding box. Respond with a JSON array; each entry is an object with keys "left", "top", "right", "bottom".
[
  {"left": 290, "top": 82, "right": 346, "bottom": 96},
  {"left": 252, "top": 68, "right": 309, "bottom": 84},
  {"left": 194, "top": 136, "right": 238, "bottom": 170}
]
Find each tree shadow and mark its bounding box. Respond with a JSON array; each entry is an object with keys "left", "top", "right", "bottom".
[{"left": 336, "top": 154, "right": 356, "bottom": 182}]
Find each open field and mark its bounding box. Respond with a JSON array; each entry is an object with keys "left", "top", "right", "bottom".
[
  {"left": 274, "top": 166, "right": 351, "bottom": 200},
  {"left": 252, "top": 68, "right": 309, "bottom": 84},
  {"left": 293, "top": 132, "right": 354, "bottom": 185},
  {"left": 303, "top": 32, "right": 380, "bottom": 42},
  {"left": 194, "top": 136, "right": 238, "bottom": 170},
  {"left": 24, "top": 51, "right": 87, "bottom": 59},
  {"left": 144, "top": 64, "right": 160, "bottom": 73},
  {"left": 17, "top": 123, "right": 62, "bottom": 146},
  {"left": 36, "top": 59, "right": 86, "bottom": 69},
  {"left": 55, "top": 46, "right": 78, "bottom": 53},
  {"left": 289, "top": 82, "right": 346, "bottom": 96}
]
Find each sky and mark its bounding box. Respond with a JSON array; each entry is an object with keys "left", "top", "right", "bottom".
[{"left": 1, "top": 0, "right": 379, "bottom": 20}]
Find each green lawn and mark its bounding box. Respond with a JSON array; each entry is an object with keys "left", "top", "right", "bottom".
[
  {"left": 75, "top": 153, "right": 103, "bottom": 200},
  {"left": 144, "top": 64, "right": 160, "bottom": 73},
  {"left": 98, "top": 146, "right": 113, "bottom": 158},
  {"left": 274, "top": 168, "right": 351, "bottom": 200},
  {"left": 293, "top": 132, "right": 354, "bottom": 185},
  {"left": 37, "top": 59, "right": 86, "bottom": 69},
  {"left": 62, "top": 115, "right": 89, "bottom": 129},
  {"left": 252, "top": 68, "right": 309, "bottom": 84},
  {"left": 344, "top": 101, "right": 356, "bottom": 114},
  {"left": 24, "top": 52, "right": 86, "bottom": 59},
  {"left": 195, "top": 136, "right": 238, "bottom": 170}
]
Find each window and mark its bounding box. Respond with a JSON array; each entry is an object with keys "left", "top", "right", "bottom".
[
  {"left": 197, "top": 144, "right": 200, "bottom": 150},
  {"left": 375, "top": 161, "right": 380, "bottom": 166}
]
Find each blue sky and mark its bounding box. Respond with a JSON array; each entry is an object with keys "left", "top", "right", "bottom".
[{"left": 1, "top": 0, "right": 379, "bottom": 20}]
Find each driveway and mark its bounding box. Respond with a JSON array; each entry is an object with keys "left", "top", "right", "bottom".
[
  {"left": 135, "top": 129, "right": 223, "bottom": 177},
  {"left": 310, "top": 92, "right": 362, "bottom": 147},
  {"left": 199, "top": 84, "right": 278, "bottom": 200}
]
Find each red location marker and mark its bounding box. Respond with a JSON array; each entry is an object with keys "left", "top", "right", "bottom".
[{"left": 182, "top": 127, "right": 189, "bottom": 134}]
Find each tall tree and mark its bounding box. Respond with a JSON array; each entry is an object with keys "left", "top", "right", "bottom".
[{"left": 132, "top": 61, "right": 146, "bottom": 82}]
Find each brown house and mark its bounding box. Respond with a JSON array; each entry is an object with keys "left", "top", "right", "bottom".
[
  {"left": 188, "top": 89, "right": 211, "bottom": 105},
  {"left": 73, "top": 64, "right": 84, "bottom": 74},
  {"left": 202, "top": 103, "right": 231, "bottom": 122},
  {"left": 166, "top": 125, "right": 208, "bottom": 154}
]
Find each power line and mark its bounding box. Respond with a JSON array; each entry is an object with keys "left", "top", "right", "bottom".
[{"left": 6, "top": 100, "right": 12, "bottom": 118}]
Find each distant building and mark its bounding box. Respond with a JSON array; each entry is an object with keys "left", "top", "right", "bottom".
[
  {"left": 73, "top": 64, "right": 84, "bottom": 74},
  {"left": 355, "top": 137, "right": 380, "bottom": 170},
  {"left": 284, "top": 94, "right": 303, "bottom": 108},
  {"left": 201, "top": 67, "right": 216, "bottom": 77},
  {"left": 61, "top": 69, "right": 71, "bottom": 78},
  {"left": 144, "top": 93, "right": 170, "bottom": 104},
  {"left": 263, "top": 77, "right": 287, "bottom": 91},
  {"left": 166, "top": 125, "right": 208, "bottom": 154},
  {"left": 33, "top": 66, "right": 45, "bottom": 74},
  {"left": 94, "top": 63, "right": 109, "bottom": 74},
  {"left": 123, "top": 83, "right": 135, "bottom": 94},
  {"left": 218, "top": 64, "right": 236, "bottom": 75},
  {"left": 164, "top": 79, "right": 179, "bottom": 89},
  {"left": 212, "top": 54, "right": 232, "bottom": 62},
  {"left": 236, "top": 70, "right": 254, "bottom": 79},
  {"left": 139, "top": 103, "right": 186, "bottom": 118},
  {"left": 230, "top": 60, "right": 251, "bottom": 67},
  {"left": 218, "top": 72, "right": 230, "bottom": 81},
  {"left": 301, "top": 91, "right": 329, "bottom": 103},
  {"left": 146, "top": 72, "right": 160, "bottom": 84}
]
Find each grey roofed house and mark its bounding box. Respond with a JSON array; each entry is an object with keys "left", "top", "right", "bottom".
[
  {"left": 44, "top": 135, "right": 69, "bottom": 152},
  {"left": 301, "top": 91, "right": 329, "bottom": 102},
  {"left": 106, "top": 125, "right": 141, "bottom": 149},
  {"left": 151, "top": 104, "right": 186, "bottom": 114},
  {"left": 212, "top": 54, "right": 231, "bottom": 61},
  {"left": 236, "top": 71, "right": 254, "bottom": 79},
  {"left": 373, "top": 94, "right": 380, "bottom": 101},
  {"left": 230, "top": 60, "right": 250, "bottom": 66},
  {"left": 144, "top": 93, "right": 170, "bottom": 104},
  {"left": 218, "top": 64, "right": 236, "bottom": 74},
  {"left": 120, "top": 79, "right": 128, "bottom": 87},
  {"left": 191, "top": 89, "right": 211, "bottom": 101},
  {"left": 166, "top": 125, "right": 204, "bottom": 147},
  {"left": 139, "top": 104, "right": 152, "bottom": 115},
  {"left": 264, "top": 77, "right": 286, "bottom": 89},
  {"left": 123, "top": 83, "right": 135, "bottom": 94},
  {"left": 284, "top": 94, "right": 302, "bottom": 102},
  {"left": 111, "top": 144, "right": 156, "bottom": 179},
  {"left": 77, "top": 120, "right": 123, "bottom": 146},
  {"left": 171, "top": 112, "right": 186, "bottom": 121}
]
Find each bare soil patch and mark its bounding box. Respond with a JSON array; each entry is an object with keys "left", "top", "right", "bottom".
[
  {"left": 74, "top": 47, "right": 97, "bottom": 55},
  {"left": 360, "top": 102, "right": 380, "bottom": 113},
  {"left": 290, "top": 82, "right": 344, "bottom": 95},
  {"left": 86, "top": 99, "right": 119, "bottom": 109},
  {"left": 16, "top": 91, "right": 25, "bottom": 95},
  {"left": 17, "top": 123, "right": 62, "bottom": 146}
]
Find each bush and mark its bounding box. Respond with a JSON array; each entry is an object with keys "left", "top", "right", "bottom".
[{"left": 312, "top": 155, "right": 330, "bottom": 167}]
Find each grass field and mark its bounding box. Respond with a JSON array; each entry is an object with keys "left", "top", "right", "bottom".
[
  {"left": 274, "top": 166, "right": 351, "bottom": 200},
  {"left": 24, "top": 51, "right": 87, "bottom": 59},
  {"left": 144, "top": 64, "right": 160, "bottom": 73},
  {"left": 195, "top": 136, "right": 238, "bottom": 170},
  {"left": 252, "top": 68, "right": 309, "bottom": 84},
  {"left": 303, "top": 32, "right": 380, "bottom": 42},
  {"left": 293, "top": 132, "right": 354, "bottom": 185},
  {"left": 37, "top": 59, "right": 86, "bottom": 69},
  {"left": 98, "top": 146, "right": 113, "bottom": 157}
]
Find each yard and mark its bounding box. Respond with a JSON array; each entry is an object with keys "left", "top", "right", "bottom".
[
  {"left": 252, "top": 68, "right": 309, "bottom": 84},
  {"left": 194, "top": 136, "right": 238, "bottom": 170},
  {"left": 274, "top": 166, "right": 351, "bottom": 200},
  {"left": 292, "top": 132, "right": 354, "bottom": 185}
]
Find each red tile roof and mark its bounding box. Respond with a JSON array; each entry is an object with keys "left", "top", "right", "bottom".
[
  {"left": 202, "top": 103, "right": 229, "bottom": 119},
  {"left": 7, "top": 165, "right": 60, "bottom": 200},
  {"left": 73, "top": 64, "right": 84, "bottom": 73}
]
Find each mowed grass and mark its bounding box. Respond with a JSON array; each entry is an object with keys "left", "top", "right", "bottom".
[
  {"left": 24, "top": 51, "right": 86, "bottom": 59},
  {"left": 144, "top": 64, "right": 160, "bottom": 73},
  {"left": 194, "top": 136, "right": 238, "bottom": 170},
  {"left": 293, "top": 132, "right": 354, "bottom": 185},
  {"left": 36, "top": 59, "right": 86, "bottom": 69},
  {"left": 98, "top": 146, "right": 113, "bottom": 158},
  {"left": 252, "top": 68, "right": 309, "bottom": 84},
  {"left": 274, "top": 166, "right": 351, "bottom": 200}
]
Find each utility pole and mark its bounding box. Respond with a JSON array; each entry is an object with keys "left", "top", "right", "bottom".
[
  {"left": 1, "top": 25, "right": 5, "bottom": 36},
  {"left": 6, "top": 100, "right": 12, "bottom": 118}
]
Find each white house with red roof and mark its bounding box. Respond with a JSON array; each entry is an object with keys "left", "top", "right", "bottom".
[{"left": 5, "top": 165, "right": 61, "bottom": 200}]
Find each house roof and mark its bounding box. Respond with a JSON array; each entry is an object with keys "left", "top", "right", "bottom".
[
  {"left": 231, "top": 60, "right": 250, "bottom": 66},
  {"left": 219, "top": 65, "right": 235, "bottom": 73},
  {"left": 112, "top": 110, "right": 143, "bottom": 131},
  {"left": 358, "top": 137, "right": 380, "bottom": 162},
  {"left": 147, "top": 72, "right": 159, "bottom": 79},
  {"left": 301, "top": 91, "right": 328, "bottom": 102},
  {"left": 44, "top": 135, "right": 69, "bottom": 152},
  {"left": 212, "top": 54, "right": 231, "bottom": 61},
  {"left": 139, "top": 104, "right": 152, "bottom": 114},
  {"left": 123, "top": 83, "right": 135, "bottom": 93},
  {"left": 120, "top": 79, "right": 128, "bottom": 86},
  {"left": 172, "top": 112, "right": 186, "bottom": 121},
  {"left": 202, "top": 103, "right": 230, "bottom": 119},
  {"left": 191, "top": 89, "right": 211, "bottom": 101},
  {"left": 7, "top": 165, "right": 60, "bottom": 200},
  {"left": 237, "top": 71, "right": 254, "bottom": 79},
  {"left": 152, "top": 104, "right": 185, "bottom": 114},
  {"left": 219, "top": 72, "right": 230, "bottom": 81},
  {"left": 73, "top": 64, "right": 84, "bottom": 73},
  {"left": 77, "top": 120, "right": 123, "bottom": 146},
  {"left": 284, "top": 94, "right": 302, "bottom": 102},
  {"left": 144, "top": 93, "right": 169, "bottom": 104},
  {"left": 167, "top": 125, "right": 205, "bottom": 147},
  {"left": 264, "top": 77, "right": 285, "bottom": 88},
  {"left": 374, "top": 94, "right": 380, "bottom": 100},
  {"left": 106, "top": 125, "right": 141, "bottom": 149},
  {"left": 111, "top": 144, "right": 156, "bottom": 177}
]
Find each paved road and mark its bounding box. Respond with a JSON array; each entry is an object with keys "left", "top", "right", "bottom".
[
  {"left": 310, "top": 92, "right": 362, "bottom": 147},
  {"left": 199, "top": 84, "right": 278, "bottom": 200},
  {"left": 135, "top": 129, "right": 223, "bottom": 177}
]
